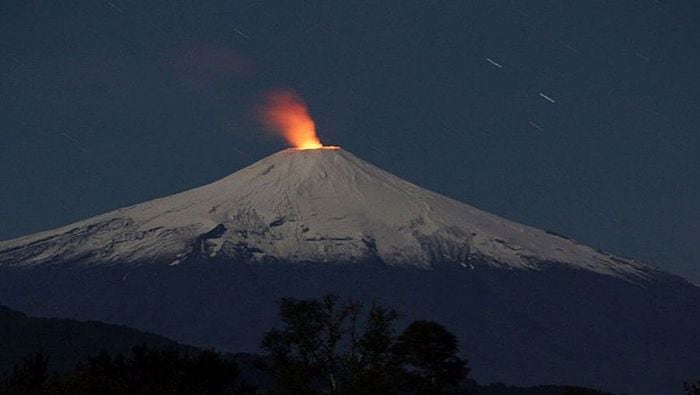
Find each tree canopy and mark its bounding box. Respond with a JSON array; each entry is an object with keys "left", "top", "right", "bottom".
[{"left": 262, "top": 294, "right": 469, "bottom": 394}]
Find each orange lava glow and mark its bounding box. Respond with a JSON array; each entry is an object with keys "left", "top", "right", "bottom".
[{"left": 259, "top": 90, "right": 336, "bottom": 150}]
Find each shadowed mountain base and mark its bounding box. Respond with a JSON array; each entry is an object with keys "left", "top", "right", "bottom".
[{"left": 0, "top": 259, "right": 698, "bottom": 395}]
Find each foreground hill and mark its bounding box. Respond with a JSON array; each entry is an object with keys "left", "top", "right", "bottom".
[{"left": 0, "top": 305, "right": 186, "bottom": 376}]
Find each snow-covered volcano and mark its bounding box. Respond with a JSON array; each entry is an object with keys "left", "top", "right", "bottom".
[
  {"left": 0, "top": 148, "right": 653, "bottom": 280},
  {"left": 1, "top": 148, "right": 699, "bottom": 395}
]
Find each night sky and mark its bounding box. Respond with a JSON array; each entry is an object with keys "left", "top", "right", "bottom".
[{"left": 1, "top": 1, "right": 699, "bottom": 282}]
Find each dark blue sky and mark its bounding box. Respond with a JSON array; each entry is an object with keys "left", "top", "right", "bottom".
[{"left": 1, "top": 1, "right": 699, "bottom": 281}]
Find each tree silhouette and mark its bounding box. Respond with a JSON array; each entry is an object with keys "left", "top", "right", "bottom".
[
  {"left": 1, "top": 351, "right": 49, "bottom": 394},
  {"left": 261, "top": 295, "right": 362, "bottom": 393},
  {"left": 685, "top": 381, "right": 700, "bottom": 395},
  {"left": 345, "top": 304, "right": 401, "bottom": 394},
  {"left": 262, "top": 294, "right": 469, "bottom": 394},
  {"left": 392, "top": 320, "right": 469, "bottom": 394}
]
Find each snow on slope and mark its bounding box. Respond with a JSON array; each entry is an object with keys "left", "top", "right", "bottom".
[{"left": 0, "top": 148, "right": 654, "bottom": 280}]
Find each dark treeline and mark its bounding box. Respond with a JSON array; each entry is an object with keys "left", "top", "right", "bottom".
[
  {"left": 0, "top": 305, "right": 184, "bottom": 375},
  {"left": 1, "top": 346, "right": 254, "bottom": 394},
  {"left": 255, "top": 295, "right": 613, "bottom": 395},
  {"left": 2, "top": 295, "right": 677, "bottom": 394}
]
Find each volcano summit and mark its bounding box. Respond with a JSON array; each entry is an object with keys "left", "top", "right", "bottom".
[{"left": 0, "top": 148, "right": 698, "bottom": 394}]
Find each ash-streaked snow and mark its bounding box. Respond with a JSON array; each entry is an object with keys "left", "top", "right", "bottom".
[{"left": 0, "top": 148, "right": 655, "bottom": 281}]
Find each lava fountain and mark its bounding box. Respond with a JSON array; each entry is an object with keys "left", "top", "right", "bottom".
[{"left": 259, "top": 90, "right": 338, "bottom": 150}]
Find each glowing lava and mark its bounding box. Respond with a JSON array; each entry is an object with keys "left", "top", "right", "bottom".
[{"left": 259, "top": 90, "right": 337, "bottom": 150}]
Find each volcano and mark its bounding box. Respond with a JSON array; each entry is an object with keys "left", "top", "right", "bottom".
[
  {"left": 0, "top": 149, "right": 660, "bottom": 278},
  {"left": 1, "top": 148, "right": 698, "bottom": 394}
]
